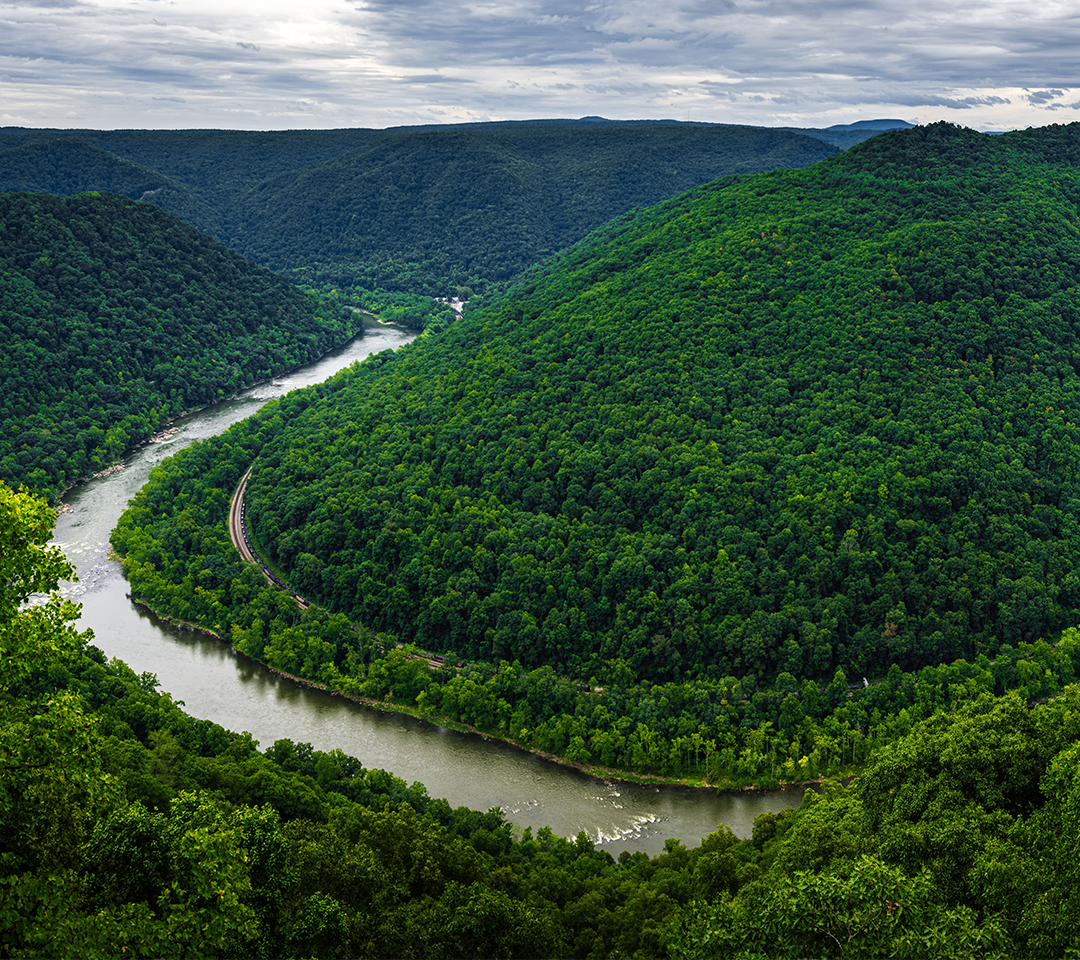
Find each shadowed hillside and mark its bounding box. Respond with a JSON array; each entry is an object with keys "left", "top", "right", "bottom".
[
  {"left": 0, "top": 121, "right": 839, "bottom": 294},
  {"left": 149, "top": 121, "right": 1080, "bottom": 686},
  {"left": 0, "top": 191, "right": 354, "bottom": 499}
]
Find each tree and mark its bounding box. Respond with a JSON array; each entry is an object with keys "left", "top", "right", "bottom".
[
  {"left": 0, "top": 487, "right": 113, "bottom": 954},
  {"left": 825, "top": 667, "right": 849, "bottom": 711},
  {"left": 670, "top": 856, "right": 1008, "bottom": 959},
  {"left": 0, "top": 485, "right": 87, "bottom": 679},
  {"left": 0, "top": 489, "right": 268, "bottom": 957},
  {"left": 0, "top": 487, "right": 107, "bottom": 878}
]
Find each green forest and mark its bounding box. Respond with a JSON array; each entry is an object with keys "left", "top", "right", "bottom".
[
  {"left": 110, "top": 389, "right": 1080, "bottom": 789},
  {"left": 11, "top": 117, "right": 1080, "bottom": 957},
  {"left": 7, "top": 485, "right": 1080, "bottom": 958},
  {"left": 106, "top": 121, "right": 1080, "bottom": 799},
  {"left": 229, "top": 124, "right": 839, "bottom": 294},
  {"left": 116, "top": 121, "right": 1080, "bottom": 687},
  {"left": 0, "top": 122, "right": 840, "bottom": 296},
  {"left": 0, "top": 191, "right": 356, "bottom": 500}
]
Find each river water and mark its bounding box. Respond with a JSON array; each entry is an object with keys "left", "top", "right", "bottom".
[{"left": 51, "top": 320, "right": 806, "bottom": 856}]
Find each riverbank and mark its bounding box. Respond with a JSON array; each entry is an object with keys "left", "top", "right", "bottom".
[
  {"left": 53, "top": 316, "right": 382, "bottom": 508},
  {"left": 255, "top": 655, "right": 831, "bottom": 795},
  {"left": 128, "top": 595, "right": 224, "bottom": 640},
  {"left": 221, "top": 472, "right": 793, "bottom": 793},
  {"left": 234, "top": 645, "right": 770, "bottom": 793},
  {"left": 122, "top": 583, "right": 826, "bottom": 797}
]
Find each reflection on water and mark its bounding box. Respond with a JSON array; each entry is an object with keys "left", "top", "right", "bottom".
[{"left": 51, "top": 321, "right": 806, "bottom": 855}]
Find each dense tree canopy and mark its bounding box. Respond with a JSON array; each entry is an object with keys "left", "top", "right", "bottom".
[
  {"left": 232, "top": 123, "right": 839, "bottom": 292},
  {"left": 0, "top": 136, "right": 220, "bottom": 234},
  {"left": 7, "top": 486, "right": 1080, "bottom": 958},
  {"left": 9, "top": 114, "right": 1080, "bottom": 955},
  {"left": 0, "top": 191, "right": 356, "bottom": 499},
  {"left": 108, "top": 120, "right": 1080, "bottom": 796},
  {"left": 196, "top": 121, "right": 1080, "bottom": 687},
  {"left": 110, "top": 397, "right": 1080, "bottom": 787},
  {"left": 1, "top": 121, "right": 839, "bottom": 296}
]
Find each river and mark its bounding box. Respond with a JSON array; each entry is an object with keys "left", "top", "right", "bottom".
[{"left": 51, "top": 319, "right": 806, "bottom": 856}]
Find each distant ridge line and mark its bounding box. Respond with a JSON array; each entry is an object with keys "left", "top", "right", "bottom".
[{"left": 826, "top": 119, "right": 915, "bottom": 131}]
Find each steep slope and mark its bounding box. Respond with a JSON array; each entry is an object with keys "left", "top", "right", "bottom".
[
  {"left": 223, "top": 121, "right": 1080, "bottom": 685},
  {"left": 0, "top": 123, "right": 838, "bottom": 294},
  {"left": 234, "top": 123, "right": 839, "bottom": 290},
  {"left": 0, "top": 191, "right": 355, "bottom": 499},
  {"left": 0, "top": 136, "right": 224, "bottom": 237}
]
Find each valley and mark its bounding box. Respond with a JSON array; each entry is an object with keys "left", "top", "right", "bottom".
[
  {"left": 47, "top": 321, "right": 802, "bottom": 856},
  {"left": 5, "top": 118, "right": 1080, "bottom": 957},
  {"left": 1, "top": 120, "right": 841, "bottom": 297}
]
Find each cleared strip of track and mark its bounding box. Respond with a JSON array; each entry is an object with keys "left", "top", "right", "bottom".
[
  {"left": 229, "top": 467, "right": 258, "bottom": 564},
  {"left": 229, "top": 466, "right": 309, "bottom": 609}
]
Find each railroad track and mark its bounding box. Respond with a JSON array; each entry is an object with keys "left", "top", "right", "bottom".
[{"left": 229, "top": 466, "right": 309, "bottom": 609}]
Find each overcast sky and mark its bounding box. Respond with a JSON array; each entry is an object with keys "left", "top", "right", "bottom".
[{"left": 2, "top": 0, "right": 1078, "bottom": 131}]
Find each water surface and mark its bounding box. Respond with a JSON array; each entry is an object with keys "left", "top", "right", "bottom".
[{"left": 53, "top": 321, "right": 806, "bottom": 855}]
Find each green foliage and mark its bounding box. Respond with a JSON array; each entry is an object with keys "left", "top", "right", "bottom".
[
  {"left": 109, "top": 391, "right": 1080, "bottom": 789},
  {"left": 672, "top": 855, "right": 1008, "bottom": 959},
  {"left": 0, "top": 121, "right": 838, "bottom": 297},
  {"left": 235, "top": 123, "right": 838, "bottom": 294},
  {"left": 19, "top": 117, "right": 1080, "bottom": 957},
  {"left": 0, "top": 191, "right": 358, "bottom": 499},
  {"left": 115, "top": 121, "right": 1080, "bottom": 699},
  {"left": 0, "top": 135, "right": 223, "bottom": 236},
  {"left": 9, "top": 483, "right": 1080, "bottom": 956},
  {"left": 0, "top": 487, "right": 107, "bottom": 879},
  {"left": 762, "top": 689, "right": 1080, "bottom": 958}
]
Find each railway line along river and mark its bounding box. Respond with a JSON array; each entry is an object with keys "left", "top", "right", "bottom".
[{"left": 51, "top": 318, "right": 805, "bottom": 856}]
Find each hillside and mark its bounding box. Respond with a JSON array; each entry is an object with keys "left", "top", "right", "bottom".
[
  {"left": 179, "top": 120, "right": 1080, "bottom": 687},
  {"left": 0, "top": 122, "right": 838, "bottom": 294},
  {"left": 14, "top": 484, "right": 1080, "bottom": 958},
  {"left": 0, "top": 136, "right": 224, "bottom": 237},
  {"left": 231, "top": 123, "right": 840, "bottom": 291},
  {"left": 0, "top": 191, "right": 356, "bottom": 499}
]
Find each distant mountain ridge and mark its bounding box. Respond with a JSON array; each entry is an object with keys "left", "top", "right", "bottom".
[
  {"left": 827, "top": 119, "right": 915, "bottom": 131},
  {"left": 0, "top": 119, "right": 867, "bottom": 294}
]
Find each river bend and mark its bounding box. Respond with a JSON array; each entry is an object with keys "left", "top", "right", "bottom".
[{"left": 51, "top": 321, "right": 804, "bottom": 855}]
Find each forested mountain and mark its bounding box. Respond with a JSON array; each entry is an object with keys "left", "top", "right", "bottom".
[
  {"left": 770, "top": 119, "right": 915, "bottom": 150},
  {"left": 0, "top": 136, "right": 222, "bottom": 236},
  {"left": 0, "top": 191, "right": 356, "bottom": 499},
  {"left": 11, "top": 116, "right": 1080, "bottom": 957},
  {"left": 0, "top": 122, "right": 839, "bottom": 293},
  {"left": 116, "top": 121, "right": 1080, "bottom": 690},
  {"left": 236, "top": 124, "right": 840, "bottom": 291},
  {"left": 7, "top": 485, "right": 1080, "bottom": 958}
]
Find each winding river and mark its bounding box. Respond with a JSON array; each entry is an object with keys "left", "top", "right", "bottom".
[{"left": 51, "top": 320, "right": 805, "bottom": 856}]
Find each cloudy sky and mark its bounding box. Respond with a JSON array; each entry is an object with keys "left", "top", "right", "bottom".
[{"left": 1, "top": 0, "right": 1078, "bottom": 131}]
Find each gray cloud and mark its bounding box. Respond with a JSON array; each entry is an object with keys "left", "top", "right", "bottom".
[
  {"left": 0, "top": 0, "right": 83, "bottom": 7},
  {"left": 1026, "top": 88, "right": 1065, "bottom": 105},
  {"left": 0, "top": 0, "right": 1077, "bottom": 129},
  {"left": 901, "top": 93, "right": 1015, "bottom": 109},
  {"left": 396, "top": 73, "right": 475, "bottom": 84}
]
